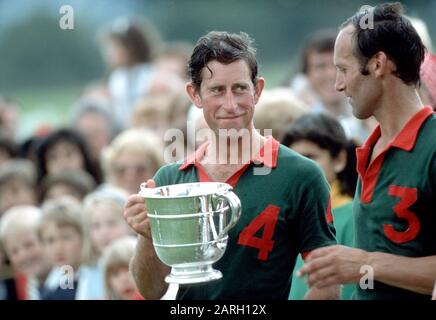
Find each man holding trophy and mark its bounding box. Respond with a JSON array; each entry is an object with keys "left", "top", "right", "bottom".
[{"left": 124, "top": 31, "right": 339, "bottom": 300}]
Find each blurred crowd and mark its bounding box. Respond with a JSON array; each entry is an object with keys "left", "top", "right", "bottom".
[{"left": 0, "top": 15, "right": 434, "bottom": 300}]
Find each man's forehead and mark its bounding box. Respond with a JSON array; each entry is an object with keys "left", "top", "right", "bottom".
[
  {"left": 334, "top": 26, "right": 355, "bottom": 60},
  {"left": 201, "top": 59, "right": 250, "bottom": 80}
]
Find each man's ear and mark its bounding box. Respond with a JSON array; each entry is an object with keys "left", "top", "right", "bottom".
[
  {"left": 372, "top": 51, "right": 392, "bottom": 79},
  {"left": 254, "top": 77, "right": 265, "bottom": 104},
  {"left": 186, "top": 82, "right": 203, "bottom": 108}
]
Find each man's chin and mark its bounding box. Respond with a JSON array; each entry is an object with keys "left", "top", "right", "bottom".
[{"left": 352, "top": 108, "right": 372, "bottom": 120}]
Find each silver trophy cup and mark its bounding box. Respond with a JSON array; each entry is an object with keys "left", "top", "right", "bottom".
[{"left": 139, "top": 182, "right": 241, "bottom": 285}]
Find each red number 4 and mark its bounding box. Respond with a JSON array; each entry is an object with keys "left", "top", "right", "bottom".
[
  {"left": 383, "top": 185, "right": 420, "bottom": 244},
  {"left": 237, "top": 205, "right": 280, "bottom": 261}
]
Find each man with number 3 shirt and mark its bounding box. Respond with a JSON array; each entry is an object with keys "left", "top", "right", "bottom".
[{"left": 298, "top": 3, "right": 436, "bottom": 300}]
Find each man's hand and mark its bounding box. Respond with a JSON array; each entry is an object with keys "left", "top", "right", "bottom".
[
  {"left": 297, "top": 245, "right": 370, "bottom": 288},
  {"left": 123, "top": 179, "right": 155, "bottom": 239}
]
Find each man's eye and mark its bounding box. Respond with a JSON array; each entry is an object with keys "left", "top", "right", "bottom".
[
  {"left": 211, "top": 87, "right": 222, "bottom": 93},
  {"left": 235, "top": 86, "right": 247, "bottom": 92}
]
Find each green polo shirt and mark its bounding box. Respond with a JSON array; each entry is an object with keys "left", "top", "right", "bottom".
[
  {"left": 353, "top": 107, "right": 436, "bottom": 300},
  {"left": 152, "top": 137, "right": 336, "bottom": 300},
  {"left": 290, "top": 201, "right": 355, "bottom": 300}
]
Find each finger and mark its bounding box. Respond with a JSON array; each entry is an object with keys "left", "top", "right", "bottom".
[
  {"left": 306, "top": 245, "right": 339, "bottom": 261},
  {"left": 127, "top": 212, "right": 151, "bottom": 237},
  {"left": 297, "top": 255, "right": 332, "bottom": 277},
  {"left": 134, "top": 220, "right": 152, "bottom": 239},
  {"left": 306, "top": 265, "right": 336, "bottom": 287},
  {"left": 125, "top": 194, "right": 145, "bottom": 209},
  {"left": 124, "top": 202, "right": 147, "bottom": 219},
  {"left": 128, "top": 212, "right": 148, "bottom": 228},
  {"left": 146, "top": 179, "right": 156, "bottom": 188}
]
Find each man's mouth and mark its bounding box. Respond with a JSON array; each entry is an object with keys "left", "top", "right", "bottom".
[{"left": 217, "top": 114, "right": 244, "bottom": 120}]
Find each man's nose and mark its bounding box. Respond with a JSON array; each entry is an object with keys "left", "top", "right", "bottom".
[
  {"left": 335, "top": 72, "right": 345, "bottom": 92},
  {"left": 222, "top": 91, "right": 237, "bottom": 111}
]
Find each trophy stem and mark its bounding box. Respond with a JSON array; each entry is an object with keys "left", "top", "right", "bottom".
[{"left": 165, "top": 263, "right": 222, "bottom": 285}]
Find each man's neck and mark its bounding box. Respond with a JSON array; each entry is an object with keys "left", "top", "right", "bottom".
[
  {"left": 202, "top": 127, "right": 267, "bottom": 166},
  {"left": 373, "top": 84, "right": 423, "bottom": 143}
]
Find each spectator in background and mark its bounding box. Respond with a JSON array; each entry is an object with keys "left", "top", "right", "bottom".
[
  {"left": 130, "top": 94, "right": 172, "bottom": 135},
  {"left": 0, "top": 96, "right": 19, "bottom": 142},
  {"left": 71, "top": 98, "right": 121, "bottom": 163},
  {"left": 254, "top": 88, "right": 308, "bottom": 141},
  {"left": 82, "top": 188, "right": 132, "bottom": 262},
  {"left": 282, "top": 113, "right": 357, "bottom": 300},
  {"left": 408, "top": 16, "right": 435, "bottom": 111},
  {"left": 0, "top": 159, "right": 37, "bottom": 216},
  {"left": 39, "top": 170, "right": 96, "bottom": 204},
  {"left": 35, "top": 128, "right": 102, "bottom": 185},
  {"left": 153, "top": 41, "right": 193, "bottom": 81},
  {"left": 0, "top": 241, "right": 18, "bottom": 300},
  {"left": 0, "top": 206, "right": 51, "bottom": 299},
  {"left": 38, "top": 197, "right": 103, "bottom": 300},
  {"left": 290, "top": 30, "right": 347, "bottom": 116},
  {"left": 0, "top": 136, "right": 17, "bottom": 165},
  {"left": 420, "top": 53, "right": 436, "bottom": 110},
  {"left": 100, "top": 236, "right": 142, "bottom": 300},
  {"left": 80, "top": 81, "right": 112, "bottom": 105},
  {"left": 101, "top": 129, "right": 164, "bottom": 194},
  {"left": 100, "top": 17, "right": 160, "bottom": 125},
  {"left": 288, "top": 30, "right": 375, "bottom": 144}
]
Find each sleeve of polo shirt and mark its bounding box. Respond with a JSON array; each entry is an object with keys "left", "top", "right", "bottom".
[
  {"left": 152, "top": 163, "right": 174, "bottom": 187},
  {"left": 294, "top": 162, "right": 337, "bottom": 255}
]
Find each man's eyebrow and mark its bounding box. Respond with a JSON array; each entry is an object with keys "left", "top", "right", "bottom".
[
  {"left": 232, "top": 82, "right": 249, "bottom": 87},
  {"left": 207, "top": 84, "right": 224, "bottom": 90}
]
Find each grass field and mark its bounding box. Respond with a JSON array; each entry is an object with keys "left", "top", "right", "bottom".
[{"left": 6, "top": 85, "right": 84, "bottom": 142}]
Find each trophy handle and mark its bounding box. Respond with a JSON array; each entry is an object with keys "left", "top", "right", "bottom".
[{"left": 215, "top": 190, "right": 241, "bottom": 240}]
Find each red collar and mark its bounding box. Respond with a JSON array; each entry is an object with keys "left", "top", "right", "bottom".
[
  {"left": 361, "top": 106, "right": 434, "bottom": 152},
  {"left": 179, "top": 136, "right": 279, "bottom": 171},
  {"left": 356, "top": 106, "right": 433, "bottom": 203}
]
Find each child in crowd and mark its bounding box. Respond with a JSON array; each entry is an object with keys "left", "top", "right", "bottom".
[
  {"left": 83, "top": 188, "right": 132, "bottom": 261},
  {"left": 100, "top": 18, "right": 159, "bottom": 125},
  {"left": 0, "top": 206, "right": 51, "bottom": 299},
  {"left": 38, "top": 196, "right": 103, "bottom": 299},
  {"left": 0, "top": 160, "right": 37, "bottom": 216},
  {"left": 39, "top": 170, "right": 96, "bottom": 204},
  {"left": 100, "top": 236, "right": 142, "bottom": 300}
]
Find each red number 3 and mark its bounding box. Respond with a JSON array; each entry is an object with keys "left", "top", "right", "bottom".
[
  {"left": 237, "top": 205, "right": 280, "bottom": 261},
  {"left": 383, "top": 185, "right": 420, "bottom": 244}
]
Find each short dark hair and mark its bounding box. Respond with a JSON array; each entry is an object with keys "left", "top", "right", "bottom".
[
  {"left": 188, "top": 31, "right": 258, "bottom": 90},
  {"left": 282, "top": 113, "right": 358, "bottom": 197},
  {"left": 340, "top": 2, "right": 426, "bottom": 86},
  {"left": 301, "top": 30, "right": 337, "bottom": 74}
]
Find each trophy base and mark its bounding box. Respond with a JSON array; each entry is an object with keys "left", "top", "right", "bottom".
[{"left": 165, "top": 264, "right": 222, "bottom": 285}]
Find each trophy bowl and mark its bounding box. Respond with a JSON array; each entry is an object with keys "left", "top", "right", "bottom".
[{"left": 139, "top": 182, "right": 241, "bottom": 285}]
